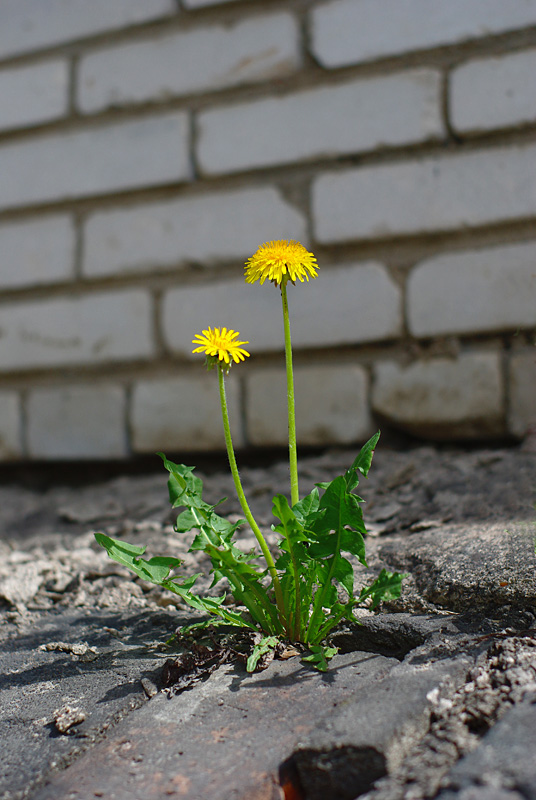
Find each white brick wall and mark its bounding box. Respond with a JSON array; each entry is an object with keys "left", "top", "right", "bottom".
[
  {"left": 0, "top": 215, "right": 75, "bottom": 289},
  {"left": 0, "top": 392, "right": 22, "bottom": 460},
  {"left": 198, "top": 70, "right": 444, "bottom": 175},
  {"left": 508, "top": 350, "right": 536, "bottom": 438},
  {"left": 78, "top": 14, "right": 300, "bottom": 114},
  {"left": 407, "top": 241, "right": 536, "bottom": 338},
  {"left": 372, "top": 352, "right": 504, "bottom": 438},
  {"left": 0, "top": 1, "right": 534, "bottom": 459},
  {"left": 82, "top": 188, "right": 306, "bottom": 277},
  {"left": 131, "top": 375, "right": 243, "bottom": 452},
  {"left": 313, "top": 143, "right": 536, "bottom": 243},
  {"left": 0, "top": 290, "right": 153, "bottom": 371},
  {"left": 163, "top": 263, "right": 402, "bottom": 356},
  {"left": 27, "top": 385, "right": 127, "bottom": 459},
  {"left": 0, "top": 60, "right": 69, "bottom": 132},
  {"left": 182, "top": 0, "right": 236, "bottom": 7},
  {"left": 245, "top": 365, "right": 373, "bottom": 447},
  {"left": 0, "top": 0, "right": 175, "bottom": 59},
  {"left": 0, "top": 113, "right": 190, "bottom": 211},
  {"left": 450, "top": 49, "right": 536, "bottom": 135},
  {"left": 311, "top": 0, "right": 536, "bottom": 68}
]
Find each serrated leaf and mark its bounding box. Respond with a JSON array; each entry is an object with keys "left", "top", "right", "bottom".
[
  {"left": 174, "top": 509, "right": 199, "bottom": 532},
  {"left": 246, "top": 636, "right": 279, "bottom": 672},
  {"left": 332, "top": 555, "right": 354, "bottom": 595},
  {"left": 302, "top": 644, "right": 338, "bottom": 672},
  {"left": 292, "top": 488, "right": 320, "bottom": 525},
  {"left": 345, "top": 431, "right": 380, "bottom": 490},
  {"left": 359, "top": 569, "right": 405, "bottom": 609},
  {"left": 94, "top": 533, "right": 182, "bottom": 583},
  {"left": 339, "top": 528, "right": 367, "bottom": 564}
]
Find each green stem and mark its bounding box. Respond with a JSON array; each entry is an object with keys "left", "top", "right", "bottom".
[
  {"left": 281, "top": 281, "right": 299, "bottom": 507},
  {"left": 218, "top": 365, "right": 288, "bottom": 636}
]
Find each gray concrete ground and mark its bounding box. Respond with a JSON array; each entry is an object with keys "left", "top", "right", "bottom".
[{"left": 0, "top": 443, "right": 535, "bottom": 799}]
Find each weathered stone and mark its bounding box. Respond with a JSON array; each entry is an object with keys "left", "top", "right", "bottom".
[
  {"left": 0, "top": 444, "right": 535, "bottom": 800},
  {"left": 0, "top": 609, "right": 180, "bottom": 799},
  {"left": 292, "top": 655, "right": 471, "bottom": 800},
  {"left": 379, "top": 521, "right": 536, "bottom": 614},
  {"left": 29, "top": 651, "right": 398, "bottom": 800},
  {"left": 438, "top": 701, "right": 536, "bottom": 799}
]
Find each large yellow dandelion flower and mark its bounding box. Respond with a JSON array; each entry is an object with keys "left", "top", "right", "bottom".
[
  {"left": 192, "top": 327, "right": 250, "bottom": 367},
  {"left": 245, "top": 240, "right": 318, "bottom": 286}
]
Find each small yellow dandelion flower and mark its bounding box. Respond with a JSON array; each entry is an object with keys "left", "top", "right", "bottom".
[
  {"left": 192, "top": 327, "right": 250, "bottom": 368},
  {"left": 245, "top": 240, "right": 318, "bottom": 286}
]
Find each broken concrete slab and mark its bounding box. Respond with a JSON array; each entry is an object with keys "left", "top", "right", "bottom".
[
  {"left": 438, "top": 700, "right": 536, "bottom": 800},
  {"left": 291, "top": 652, "right": 473, "bottom": 800},
  {"left": 0, "top": 444, "right": 535, "bottom": 800},
  {"left": 378, "top": 520, "right": 536, "bottom": 615},
  {"left": 0, "top": 607, "right": 187, "bottom": 799},
  {"left": 29, "top": 650, "right": 399, "bottom": 800}
]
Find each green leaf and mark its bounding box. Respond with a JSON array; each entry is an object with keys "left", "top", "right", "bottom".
[
  {"left": 332, "top": 555, "right": 354, "bottom": 595},
  {"left": 94, "top": 532, "right": 182, "bottom": 583},
  {"left": 312, "top": 478, "right": 368, "bottom": 566},
  {"left": 246, "top": 636, "right": 279, "bottom": 672},
  {"left": 292, "top": 488, "right": 320, "bottom": 525},
  {"left": 345, "top": 431, "right": 380, "bottom": 490},
  {"left": 359, "top": 569, "right": 405, "bottom": 609},
  {"left": 302, "top": 644, "right": 338, "bottom": 672},
  {"left": 174, "top": 509, "right": 199, "bottom": 532}
]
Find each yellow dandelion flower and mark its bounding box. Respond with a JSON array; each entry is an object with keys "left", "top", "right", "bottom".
[
  {"left": 192, "top": 327, "right": 250, "bottom": 367},
  {"left": 245, "top": 240, "right": 318, "bottom": 286}
]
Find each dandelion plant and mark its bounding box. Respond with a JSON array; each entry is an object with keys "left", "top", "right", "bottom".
[{"left": 96, "top": 241, "right": 404, "bottom": 671}]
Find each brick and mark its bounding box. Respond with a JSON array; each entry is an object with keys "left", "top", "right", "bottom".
[
  {"left": 508, "top": 349, "right": 536, "bottom": 438},
  {"left": 131, "top": 374, "right": 242, "bottom": 452},
  {"left": 27, "top": 385, "right": 127, "bottom": 459},
  {"left": 0, "top": 60, "right": 68, "bottom": 132},
  {"left": 0, "top": 392, "right": 22, "bottom": 460},
  {"left": 245, "top": 364, "right": 373, "bottom": 447},
  {"left": 450, "top": 48, "right": 536, "bottom": 134},
  {"left": 0, "top": 289, "right": 153, "bottom": 371},
  {"left": 198, "top": 70, "right": 443, "bottom": 175},
  {"left": 408, "top": 241, "right": 536, "bottom": 338},
  {"left": 311, "top": 0, "right": 536, "bottom": 69},
  {"left": 0, "top": 215, "right": 75, "bottom": 289},
  {"left": 372, "top": 352, "right": 504, "bottom": 439},
  {"left": 0, "top": 113, "right": 190, "bottom": 211},
  {"left": 162, "top": 262, "right": 402, "bottom": 355},
  {"left": 183, "top": 0, "right": 238, "bottom": 7},
  {"left": 0, "top": 0, "right": 175, "bottom": 60},
  {"left": 82, "top": 187, "right": 306, "bottom": 277},
  {"left": 78, "top": 13, "right": 299, "bottom": 114},
  {"left": 313, "top": 143, "right": 536, "bottom": 243}
]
